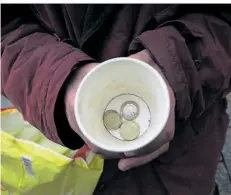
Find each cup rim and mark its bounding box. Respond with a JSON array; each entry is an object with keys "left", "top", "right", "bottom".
[{"left": 74, "top": 57, "right": 170, "bottom": 153}]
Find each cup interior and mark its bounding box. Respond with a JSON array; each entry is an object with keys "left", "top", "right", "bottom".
[{"left": 75, "top": 58, "right": 170, "bottom": 153}]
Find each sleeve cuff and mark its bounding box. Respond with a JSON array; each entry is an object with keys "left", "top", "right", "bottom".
[
  {"left": 129, "top": 27, "right": 191, "bottom": 120},
  {"left": 42, "top": 50, "right": 95, "bottom": 147}
]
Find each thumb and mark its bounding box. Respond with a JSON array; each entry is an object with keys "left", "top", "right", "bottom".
[{"left": 118, "top": 142, "right": 169, "bottom": 171}]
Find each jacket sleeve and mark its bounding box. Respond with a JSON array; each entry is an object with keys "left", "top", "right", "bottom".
[
  {"left": 130, "top": 13, "right": 231, "bottom": 120},
  {"left": 1, "top": 5, "right": 95, "bottom": 146}
]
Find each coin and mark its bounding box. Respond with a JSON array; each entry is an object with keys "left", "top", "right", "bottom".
[
  {"left": 103, "top": 110, "right": 122, "bottom": 130},
  {"left": 119, "top": 121, "right": 140, "bottom": 140},
  {"left": 121, "top": 101, "right": 139, "bottom": 121}
]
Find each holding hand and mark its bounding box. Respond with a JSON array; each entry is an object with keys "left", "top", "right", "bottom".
[
  {"left": 119, "top": 50, "right": 176, "bottom": 171},
  {"left": 64, "top": 50, "right": 176, "bottom": 171}
]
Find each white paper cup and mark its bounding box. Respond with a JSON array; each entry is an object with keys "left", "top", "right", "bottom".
[{"left": 74, "top": 58, "right": 170, "bottom": 156}]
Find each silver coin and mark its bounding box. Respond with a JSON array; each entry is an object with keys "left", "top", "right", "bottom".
[{"left": 121, "top": 101, "right": 139, "bottom": 121}]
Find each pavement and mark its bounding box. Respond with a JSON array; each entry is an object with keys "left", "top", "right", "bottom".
[
  {"left": 215, "top": 93, "right": 231, "bottom": 195},
  {"left": 1, "top": 94, "right": 231, "bottom": 194}
]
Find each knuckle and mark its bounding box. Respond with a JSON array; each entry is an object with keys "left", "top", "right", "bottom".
[{"left": 166, "top": 129, "right": 174, "bottom": 141}]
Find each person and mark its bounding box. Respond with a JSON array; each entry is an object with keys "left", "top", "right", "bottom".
[{"left": 1, "top": 4, "right": 231, "bottom": 195}]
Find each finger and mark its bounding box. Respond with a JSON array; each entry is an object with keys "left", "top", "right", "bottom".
[{"left": 118, "top": 142, "right": 169, "bottom": 171}]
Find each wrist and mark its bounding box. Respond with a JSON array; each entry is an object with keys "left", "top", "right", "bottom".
[{"left": 64, "top": 63, "right": 98, "bottom": 131}]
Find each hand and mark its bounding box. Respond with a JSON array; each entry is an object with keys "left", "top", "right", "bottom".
[
  {"left": 64, "top": 63, "right": 100, "bottom": 150},
  {"left": 64, "top": 51, "right": 175, "bottom": 166},
  {"left": 117, "top": 50, "right": 176, "bottom": 171},
  {"left": 64, "top": 62, "right": 124, "bottom": 158}
]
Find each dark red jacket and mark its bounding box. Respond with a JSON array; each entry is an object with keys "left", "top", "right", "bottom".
[{"left": 2, "top": 4, "right": 231, "bottom": 195}]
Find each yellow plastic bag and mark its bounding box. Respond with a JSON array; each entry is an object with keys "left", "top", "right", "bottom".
[{"left": 1, "top": 108, "right": 104, "bottom": 195}]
